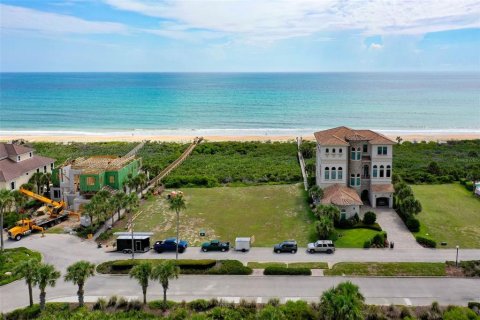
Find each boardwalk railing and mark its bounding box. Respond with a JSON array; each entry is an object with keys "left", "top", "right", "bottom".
[
  {"left": 146, "top": 137, "right": 203, "bottom": 191},
  {"left": 297, "top": 137, "right": 309, "bottom": 191}
]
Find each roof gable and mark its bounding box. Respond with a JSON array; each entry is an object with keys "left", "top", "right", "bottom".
[{"left": 314, "top": 127, "right": 395, "bottom": 145}]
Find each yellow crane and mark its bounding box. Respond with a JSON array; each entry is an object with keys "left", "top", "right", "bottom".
[{"left": 19, "top": 187, "right": 66, "bottom": 217}]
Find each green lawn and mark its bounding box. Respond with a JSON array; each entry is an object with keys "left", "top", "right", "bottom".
[
  {"left": 412, "top": 184, "right": 480, "bottom": 248},
  {"left": 0, "top": 247, "right": 42, "bottom": 286},
  {"left": 334, "top": 228, "right": 380, "bottom": 248},
  {"left": 130, "top": 184, "right": 315, "bottom": 247},
  {"left": 324, "top": 262, "right": 446, "bottom": 276}
]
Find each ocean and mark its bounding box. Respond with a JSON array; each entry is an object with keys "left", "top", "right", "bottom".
[{"left": 0, "top": 72, "right": 479, "bottom": 136}]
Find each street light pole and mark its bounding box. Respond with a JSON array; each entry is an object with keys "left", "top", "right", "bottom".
[
  {"left": 176, "top": 209, "right": 179, "bottom": 260},
  {"left": 130, "top": 219, "right": 135, "bottom": 260},
  {"left": 455, "top": 245, "right": 459, "bottom": 267}
]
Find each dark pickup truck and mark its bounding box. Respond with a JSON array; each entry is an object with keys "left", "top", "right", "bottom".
[
  {"left": 153, "top": 237, "right": 188, "bottom": 253},
  {"left": 201, "top": 240, "right": 230, "bottom": 252}
]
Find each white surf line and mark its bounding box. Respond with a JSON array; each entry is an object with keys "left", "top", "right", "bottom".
[
  {"left": 404, "top": 298, "right": 412, "bottom": 306},
  {"left": 256, "top": 297, "right": 262, "bottom": 304},
  {"left": 219, "top": 297, "right": 240, "bottom": 303}
]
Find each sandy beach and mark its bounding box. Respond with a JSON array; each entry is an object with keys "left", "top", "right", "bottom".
[{"left": 1, "top": 132, "right": 479, "bottom": 143}]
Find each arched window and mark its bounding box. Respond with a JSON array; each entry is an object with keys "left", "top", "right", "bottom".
[
  {"left": 324, "top": 167, "right": 330, "bottom": 180},
  {"left": 356, "top": 147, "right": 361, "bottom": 160},
  {"left": 339, "top": 148, "right": 343, "bottom": 154},
  {"left": 373, "top": 165, "right": 378, "bottom": 178},
  {"left": 350, "top": 147, "right": 356, "bottom": 160},
  {"left": 386, "top": 165, "right": 391, "bottom": 178},
  {"left": 332, "top": 148, "right": 336, "bottom": 154},
  {"left": 338, "top": 167, "right": 343, "bottom": 180},
  {"left": 380, "top": 165, "right": 385, "bottom": 178},
  {"left": 331, "top": 167, "right": 337, "bottom": 180},
  {"left": 326, "top": 148, "right": 329, "bottom": 154},
  {"left": 350, "top": 174, "right": 355, "bottom": 186},
  {"left": 356, "top": 173, "right": 361, "bottom": 185}
]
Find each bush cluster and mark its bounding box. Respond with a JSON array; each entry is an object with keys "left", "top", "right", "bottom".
[
  {"left": 393, "top": 140, "right": 480, "bottom": 185},
  {"left": 363, "top": 211, "right": 376, "bottom": 225},
  {"left": 364, "top": 232, "right": 388, "bottom": 248},
  {"left": 415, "top": 236, "right": 437, "bottom": 248},
  {"left": 393, "top": 181, "right": 422, "bottom": 232},
  {"left": 264, "top": 266, "right": 312, "bottom": 275}
]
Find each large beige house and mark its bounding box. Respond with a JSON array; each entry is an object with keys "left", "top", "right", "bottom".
[
  {"left": 0, "top": 143, "right": 55, "bottom": 191},
  {"left": 314, "top": 126, "right": 395, "bottom": 219}
]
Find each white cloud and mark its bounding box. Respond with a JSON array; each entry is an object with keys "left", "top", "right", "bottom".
[
  {"left": 369, "top": 43, "right": 383, "bottom": 50},
  {"left": 0, "top": 4, "right": 129, "bottom": 35},
  {"left": 104, "top": 0, "right": 480, "bottom": 42}
]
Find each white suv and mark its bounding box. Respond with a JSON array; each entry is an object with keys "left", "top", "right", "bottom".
[{"left": 307, "top": 240, "right": 335, "bottom": 254}]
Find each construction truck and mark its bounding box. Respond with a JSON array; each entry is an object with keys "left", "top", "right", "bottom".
[{"left": 8, "top": 213, "right": 69, "bottom": 240}]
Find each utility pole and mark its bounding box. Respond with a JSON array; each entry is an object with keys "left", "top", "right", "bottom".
[{"left": 129, "top": 218, "right": 135, "bottom": 260}]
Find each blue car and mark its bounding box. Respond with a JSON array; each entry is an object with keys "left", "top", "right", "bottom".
[{"left": 154, "top": 237, "right": 188, "bottom": 253}]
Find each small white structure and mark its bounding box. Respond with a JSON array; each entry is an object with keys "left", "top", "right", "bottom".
[
  {"left": 475, "top": 181, "right": 480, "bottom": 197},
  {"left": 235, "top": 237, "right": 251, "bottom": 252}
]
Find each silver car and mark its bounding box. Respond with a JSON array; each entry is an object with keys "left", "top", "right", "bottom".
[{"left": 307, "top": 240, "right": 335, "bottom": 254}]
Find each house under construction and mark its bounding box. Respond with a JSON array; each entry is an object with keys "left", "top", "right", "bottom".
[{"left": 51, "top": 155, "right": 141, "bottom": 211}]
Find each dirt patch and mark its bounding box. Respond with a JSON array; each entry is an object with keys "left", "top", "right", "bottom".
[{"left": 446, "top": 265, "right": 465, "bottom": 277}]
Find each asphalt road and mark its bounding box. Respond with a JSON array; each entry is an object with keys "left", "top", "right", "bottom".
[
  {"left": 3, "top": 234, "right": 480, "bottom": 270},
  {"left": 2, "top": 234, "right": 479, "bottom": 312},
  {"left": 1, "top": 274, "right": 479, "bottom": 312}
]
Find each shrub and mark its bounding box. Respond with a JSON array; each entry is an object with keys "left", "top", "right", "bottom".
[
  {"left": 264, "top": 266, "right": 311, "bottom": 275},
  {"left": 148, "top": 300, "right": 177, "bottom": 311},
  {"left": 117, "top": 297, "right": 128, "bottom": 309},
  {"left": 93, "top": 298, "right": 107, "bottom": 311},
  {"left": 267, "top": 298, "right": 281, "bottom": 307},
  {"left": 406, "top": 217, "right": 420, "bottom": 232},
  {"left": 126, "top": 299, "right": 142, "bottom": 311},
  {"left": 465, "top": 181, "right": 474, "bottom": 191},
  {"left": 208, "top": 260, "right": 252, "bottom": 275},
  {"left": 443, "top": 306, "right": 479, "bottom": 320},
  {"left": 416, "top": 236, "right": 437, "bottom": 248},
  {"left": 107, "top": 295, "right": 118, "bottom": 308},
  {"left": 257, "top": 305, "right": 287, "bottom": 320},
  {"left": 5, "top": 305, "right": 41, "bottom": 320},
  {"left": 363, "top": 240, "right": 372, "bottom": 249},
  {"left": 363, "top": 211, "right": 376, "bottom": 225},
  {"left": 280, "top": 300, "right": 316, "bottom": 320},
  {"left": 460, "top": 178, "right": 467, "bottom": 185},
  {"left": 188, "top": 299, "right": 215, "bottom": 312}
]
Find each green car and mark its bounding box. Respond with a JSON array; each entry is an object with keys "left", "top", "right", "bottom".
[{"left": 201, "top": 240, "right": 230, "bottom": 252}]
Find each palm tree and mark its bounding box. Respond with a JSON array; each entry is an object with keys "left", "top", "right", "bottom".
[
  {"left": 319, "top": 281, "right": 365, "bottom": 320},
  {"left": 33, "top": 263, "right": 61, "bottom": 310},
  {"left": 12, "top": 190, "right": 28, "bottom": 217},
  {"left": 29, "top": 172, "right": 46, "bottom": 194},
  {"left": 64, "top": 260, "right": 96, "bottom": 307},
  {"left": 125, "top": 193, "right": 139, "bottom": 217},
  {"left": 315, "top": 215, "right": 335, "bottom": 239},
  {"left": 112, "top": 192, "right": 127, "bottom": 221},
  {"left": 129, "top": 261, "right": 152, "bottom": 304},
  {"left": 308, "top": 185, "right": 324, "bottom": 204},
  {"left": 13, "top": 259, "right": 40, "bottom": 307},
  {"left": 44, "top": 172, "right": 52, "bottom": 192},
  {"left": 168, "top": 191, "right": 186, "bottom": 260},
  {"left": 136, "top": 173, "right": 148, "bottom": 192},
  {"left": 152, "top": 260, "right": 179, "bottom": 303},
  {"left": 0, "top": 189, "right": 15, "bottom": 251}
]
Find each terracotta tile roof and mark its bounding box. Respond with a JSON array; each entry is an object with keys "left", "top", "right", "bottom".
[
  {"left": 0, "top": 155, "right": 54, "bottom": 182},
  {"left": 314, "top": 126, "right": 395, "bottom": 145},
  {"left": 0, "top": 143, "right": 33, "bottom": 158},
  {"left": 371, "top": 184, "right": 395, "bottom": 193},
  {"left": 321, "top": 184, "right": 363, "bottom": 206}
]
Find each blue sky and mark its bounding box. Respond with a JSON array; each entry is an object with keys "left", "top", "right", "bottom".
[{"left": 1, "top": 0, "right": 479, "bottom": 72}]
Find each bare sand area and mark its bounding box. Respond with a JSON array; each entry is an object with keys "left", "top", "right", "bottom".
[{"left": 1, "top": 132, "right": 479, "bottom": 143}]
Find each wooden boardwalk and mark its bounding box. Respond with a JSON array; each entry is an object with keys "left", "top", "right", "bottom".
[{"left": 296, "top": 137, "right": 309, "bottom": 191}]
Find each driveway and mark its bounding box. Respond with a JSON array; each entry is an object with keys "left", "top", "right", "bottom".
[{"left": 363, "top": 206, "right": 422, "bottom": 249}]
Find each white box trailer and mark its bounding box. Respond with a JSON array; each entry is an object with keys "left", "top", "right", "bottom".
[{"left": 235, "top": 237, "right": 251, "bottom": 252}]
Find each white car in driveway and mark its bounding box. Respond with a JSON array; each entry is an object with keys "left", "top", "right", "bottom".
[{"left": 307, "top": 240, "right": 335, "bottom": 254}]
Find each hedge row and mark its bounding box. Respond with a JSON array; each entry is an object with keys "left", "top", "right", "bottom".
[
  {"left": 264, "top": 266, "right": 312, "bottom": 276},
  {"left": 415, "top": 236, "right": 437, "bottom": 248},
  {"left": 101, "top": 259, "right": 252, "bottom": 275}
]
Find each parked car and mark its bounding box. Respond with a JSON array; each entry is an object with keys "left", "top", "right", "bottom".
[
  {"left": 273, "top": 240, "right": 297, "bottom": 253},
  {"left": 307, "top": 240, "right": 335, "bottom": 254},
  {"left": 154, "top": 237, "right": 188, "bottom": 253},
  {"left": 201, "top": 239, "right": 230, "bottom": 252}
]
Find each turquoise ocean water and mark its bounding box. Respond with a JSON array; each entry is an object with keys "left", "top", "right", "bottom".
[{"left": 0, "top": 72, "right": 479, "bottom": 136}]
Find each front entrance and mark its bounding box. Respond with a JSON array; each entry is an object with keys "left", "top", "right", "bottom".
[{"left": 376, "top": 197, "right": 389, "bottom": 207}]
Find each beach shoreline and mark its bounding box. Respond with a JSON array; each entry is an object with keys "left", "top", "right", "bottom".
[{"left": 1, "top": 132, "right": 479, "bottom": 143}]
